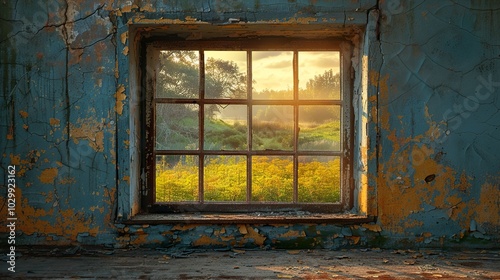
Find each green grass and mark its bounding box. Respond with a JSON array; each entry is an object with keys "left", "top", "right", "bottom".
[
  {"left": 156, "top": 118, "right": 342, "bottom": 202},
  {"left": 156, "top": 157, "right": 341, "bottom": 203}
]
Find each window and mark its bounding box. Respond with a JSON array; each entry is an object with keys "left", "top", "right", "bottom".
[{"left": 142, "top": 38, "right": 353, "bottom": 213}]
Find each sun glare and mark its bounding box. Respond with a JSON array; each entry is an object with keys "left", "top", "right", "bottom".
[{"left": 204, "top": 51, "right": 340, "bottom": 93}]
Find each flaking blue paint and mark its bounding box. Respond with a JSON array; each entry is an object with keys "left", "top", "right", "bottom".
[{"left": 0, "top": 0, "right": 499, "bottom": 249}]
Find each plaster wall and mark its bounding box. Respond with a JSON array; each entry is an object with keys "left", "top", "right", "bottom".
[{"left": 0, "top": 0, "right": 499, "bottom": 249}]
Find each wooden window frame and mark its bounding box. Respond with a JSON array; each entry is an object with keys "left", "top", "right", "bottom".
[{"left": 141, "top": 37, "right": 354, "bottom": 214}]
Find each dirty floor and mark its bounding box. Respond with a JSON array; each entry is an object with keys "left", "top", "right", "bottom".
[{"left": 2, "top": 247, "right": 499, "bottom": 279}]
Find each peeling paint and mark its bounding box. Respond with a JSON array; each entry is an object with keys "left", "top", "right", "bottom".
[
  {"left": 120, "top": 31, "right": 128, "bottom": 45},
  {"left": 69, "top": 117, "right": 105, "bottom": 152},
  {"left": 50, "top": 118, "right": 61, "bottom": 127},
  {"left": 19, "top": 110, "right": 28, "bottom": 118},
  {"left": 39, "top": 168, "right": 58, "bottom": 184},
  {"left": 115, "top": 84, "right": 126, "bottom": 115},
  {"left": 1, "top": 0, "right": 499, "bottom": 250}
]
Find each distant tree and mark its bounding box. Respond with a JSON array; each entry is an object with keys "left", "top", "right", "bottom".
[
  {"left": 304, "top": 69, "right": 340, "bottom": 99},
  {"left": 157, "top": 52, "right": 247, "bottom": 118},
  {"left": 205, "top": 58, "right": 246, "bottom": 99},
  {"left": 158, "top": 51, "right": 200, "bottom": 99},
  {"left": 205, "top": 58, "right": 247, "bottom": 118}
]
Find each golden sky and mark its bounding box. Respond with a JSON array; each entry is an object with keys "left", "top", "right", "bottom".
[{"left": 205, "top": 51, "right": 340, "bottom": 92}]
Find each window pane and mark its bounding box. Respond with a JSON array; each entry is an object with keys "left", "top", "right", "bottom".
[
  {"left": 156, "top": 104, "right": 199, "bottom": 150},
  {"left": 204, "top": 156, "right": 247, "bottom": 202},
  {"left": 252, "top": 105, "right": 293, "bottom": 151},
  {"left": 205, "top": 105, "right": 247, "bottom": 150},
  {"left": 156, "top": 155, "right": 199, "bottom": 202},
  {"left": 298, "top": 105, "right": 341, "bottom": 151},
  {"left": 298, "top": 51, "right": 340, "bottom": 100},
  {"left": 298, "top": 156, "right": 340, "bottom": 203},
  {"left": 252, "top": 51, "right": 293, "bottom": 100},
  {"left": 157, "top": 50, "right": 199, "bottom": 98},
  {"left": 252, "top": 156, "right": 293, "bottom": 202},
  {"left": 205, "top": 51, "right": 247, "bottom": 99}
]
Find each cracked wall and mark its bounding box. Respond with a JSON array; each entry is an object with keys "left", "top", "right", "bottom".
[{"left": 0, "top": 0, "right": 499, "bottom": 249}]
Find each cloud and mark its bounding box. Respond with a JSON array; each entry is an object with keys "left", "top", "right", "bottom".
[
  {"left": 299, "top": 51, "right": 339, "bottom": 69},
  {"left": 253, "top": 51, "right": 284, "bottom": 60},
  {"left": 265, "top": 60, "right": 292, "bottom": 69}
]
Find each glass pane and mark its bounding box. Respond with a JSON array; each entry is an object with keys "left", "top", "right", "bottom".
[
  {"left": 298, "top": 105, "right": 341, "bottom": 151},
  {"left": 252, "top": 156, "right": 293, "bottom": 202},
  {"left": 298, "top": 156, "right": 340, "bottom": 203},
  {"left": 252, "top": 51, "right": 293, "bottom": 100},
  {"left": 205, "top": 51, "right": 247, "bottom": 99},
  {"left": 252, "top": 105, "right": 293, "bottom": 151},
  {"left": 157, "top": 50, "right": 199, "bottom": 98},
  {"left": 204, "top": 156, "right": 247, "bottom": 202},
  {"left": 156, "top": 155, "right": 199, "bottom": 202},
  {"left": 205, "top": 105, "right": 247, "bottom": 150},
  {"left": 298, "top": 51, "right": 340, "bottom": 100},
  {"left": 156, "top": 104, "right": 199, "bottom": 150}
]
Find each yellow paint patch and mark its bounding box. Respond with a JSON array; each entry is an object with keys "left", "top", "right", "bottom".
[
  {"left": 115, "top": 85, "right": 126, "bottom": 115},
  {"left": 69, "top": 117, "right": 105, "bottom": 152},
  {"left": 278, "top": 230, "right": 306, "bottom": 238},
  {"left": 0, "top": 188, "right": 100, "bottom": 241},
  {"left": 348, "top": 236, "right": 361, "bottom": 244},
  {"left": 39, "top": 168, "right": 58, "bottom": 184},
  {"left": 361, "top": 223, "right": 382, "bottom": 232},
  {"left": 89, "top": 206, "right": 104, "bottom": 214},
  {"left": 470, "top": 180, "right": 500, "bottom": 226},
  {"left": 456, "top": 171, "right": 471, "bottom": 192},
  {"left": 120, "top": 4, "right": 138, "bottom": 13},
  {"left": 193, "top": 235, "right": 226, "bottom": 247},
  {"left": 114, "top": 60, "right": 119, "bottom": 78},
  {"left": 238, "top": 224, "right": 248, "bottom": 235},
  {"left": 120, "top": 31, "right": 128, "bottom": 45},
  {"left": 358, "top": 173, "right": 368, "bottom": 214},
  {"left": 122, "top": 46, "right": 129, "bottom": 56},
  {"left": 141, "top": 4, "right": 155, "bottom": 12},
  {"left": 59, "top": 177, "right": 76, "bottom": 184},
  {"left": 172, "top": 224, "right": 197, "bottom": 231},
  {"left": 239, "top": 227, "right": 266, "bottom": 246},
  {"left": 10, "top": 154, "right": 21, "bottom": 165},
  {"left": 50, "top": 118, "right": 60, "bottom": 126},
  {"left": 130, "top": 234, "right": 150, "bottom": 245},
  {"left": 19, "top": 110, "right": 29, "bottom": 118}
]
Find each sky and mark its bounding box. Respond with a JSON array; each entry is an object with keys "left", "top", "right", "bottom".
[{"left": 205, "top": 51, "right": 340, "bottom": 92}]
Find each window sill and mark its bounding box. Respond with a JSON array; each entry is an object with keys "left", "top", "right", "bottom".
[{"left": 122, "top": 213, "right": 375, "bottom": 225}]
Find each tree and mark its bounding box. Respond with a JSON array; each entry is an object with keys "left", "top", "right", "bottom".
[
  {"left": 157, "top": 52, "right": 247, "bottom": 118},
  {"left": 205, "top": 58, "right": 246, "bottom": 99},
  {"left": 304, "top": 69, "right": 340, "bottom": 99},
  {"left": 158, "top": 51, "right": 200, "bottom": 98}
]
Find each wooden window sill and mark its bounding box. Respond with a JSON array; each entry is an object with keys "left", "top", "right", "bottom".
[{"left": 123, "top": 213, "right": 375, "bottom": 225}]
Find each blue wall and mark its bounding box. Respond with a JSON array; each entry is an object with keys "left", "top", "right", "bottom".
[{"left": 1, "top": 0, "right": 498, "bottom": 248}]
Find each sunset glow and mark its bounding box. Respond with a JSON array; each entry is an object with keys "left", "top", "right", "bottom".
[{"left": 205, "top": 51, "right": 340, "bottom": 92}]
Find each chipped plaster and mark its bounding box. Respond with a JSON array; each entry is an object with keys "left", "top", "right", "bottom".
[{"left": 0, "top": 0, "right": 499, "bottom": 249}]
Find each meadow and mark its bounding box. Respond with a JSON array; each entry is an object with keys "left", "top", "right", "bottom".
[{"left": 156, "top": 117, "right": 341, "bottom": 203}]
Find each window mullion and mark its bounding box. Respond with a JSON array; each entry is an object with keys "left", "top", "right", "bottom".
[
  {"left": 199, "top": 50, "right": 205, "bottom": 203},
  {"left": 247, "top": 50, "right": 252, "bottom": 203},
  {"left": 293, "top": 50, "right": 299, "bottom": 203}
]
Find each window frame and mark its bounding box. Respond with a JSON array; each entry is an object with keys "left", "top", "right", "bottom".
[{"left": 141, "top": 37, "right": 354, "bottom": 214}]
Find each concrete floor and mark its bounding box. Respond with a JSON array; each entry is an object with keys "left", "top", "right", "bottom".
[{"left": 1, "top": 247, "right": 499, "bottom": 279}]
